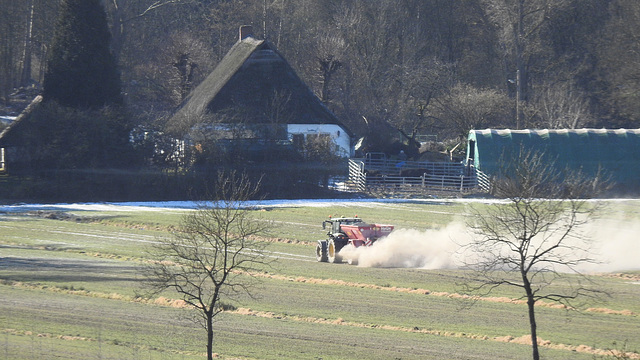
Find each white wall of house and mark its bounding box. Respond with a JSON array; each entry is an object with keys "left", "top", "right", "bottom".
[
  {"left": 287, "top": 124, "right": 352, "bottom": 157},
  {"left": 0, "top": 147, "right": 5, "bottom": 172}
]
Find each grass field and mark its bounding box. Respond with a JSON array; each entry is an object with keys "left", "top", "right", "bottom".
[{"left": 0, "top": 199, "right": 639, "bottom": 359}]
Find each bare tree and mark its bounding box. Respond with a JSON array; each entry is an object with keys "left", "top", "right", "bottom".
[
  {"left": 480, "top": 0, "right": 571, "bottom": 128},
  {"left": 106, "top": 0, "right": 209, "bottom": 62},
  {"left": 529, "top": 80, "right": 594, "bottom": 129},
  {"left": 315, "top": 31, "right": 345, "bottom": 105},
  {"left": 165, "top": 32, "right": 214, "bottom": 105},
  {"left": 390, "top": 57, "right": 455, "bottom": 144},
  {"left": 20, "top": 0, "right": 35, "bottom": 87},
  {"left": 0, "top": 0, "right": 26, "bottom": 101},
  {"left": 144, "top": 171, "right": 272, "bottom": 360},
  {"left": 596, "top": 0, "right": 640, "bottom": 126},
  {"left": 433, "top": 82, "right": 512, "bottom": 140},
  {"left": 462, "top": 149, "right": 608, "bottom": 360}
]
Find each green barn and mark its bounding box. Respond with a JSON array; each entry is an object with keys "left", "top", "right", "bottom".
[{"left": 466, "top": 129, "right": 640, "bottom": 188}]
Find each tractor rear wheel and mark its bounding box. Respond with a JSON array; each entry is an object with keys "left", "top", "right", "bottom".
[
  {"left": 316, "top": 241, "right": 328, "bottom": 262},
  {"left": 327, "top": 239, "right": 342, "bottom": 263}
]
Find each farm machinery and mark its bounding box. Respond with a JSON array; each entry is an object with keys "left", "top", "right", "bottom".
[{"left": 316, "top": 216, "right": 394, "bottom": 264}]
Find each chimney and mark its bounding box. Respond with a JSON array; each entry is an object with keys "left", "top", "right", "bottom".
[{"left": 239, "top": 25, "right": 253, "bottom": 41}]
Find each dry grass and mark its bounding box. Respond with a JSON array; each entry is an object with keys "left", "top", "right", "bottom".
[
  {"left": 586, "top": 307, "right": 636, "bottom": 316},
  {"left": 604, "top": 273, "right": 640, "bottom": 282},
  {"left": 247, "top": 272, "right": 636, "bottom": 317},
  {"left": 152, "top": 296, "right": 188, "bottom": 308},
  {"left": 230, "top": 307, "right": 640, "bottom": 359}
]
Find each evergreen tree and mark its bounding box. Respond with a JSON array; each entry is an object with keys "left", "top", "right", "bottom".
[{"left": 43, "top": 0, "right": 122, "bottom": 108}]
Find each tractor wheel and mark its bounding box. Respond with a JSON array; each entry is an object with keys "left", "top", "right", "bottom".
[
  {"left": 316, "top": 241, "right": 328, "bottom": 262},
  {"left": 347, "top": 257, "right": 358, "bottom": 266},
  {"left": 327, "top": 239, "right": 342, "bottom": 263}
]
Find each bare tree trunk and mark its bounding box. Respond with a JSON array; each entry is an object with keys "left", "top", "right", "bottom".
[
  {"left": 276, "top": 0, "right": 285, "bottom": 48},
  {"left": 0, "top": 12, "right": 16, "bottom": 102},
  {"left": 524, "top": 278, "right": 540, "bottom": 360},
  {"left": 21, "top": 0, "right": 34, "bottom": 87},
  {"left": 319, "top": 57, "right": 340, "bottom": 104},
  {"left": 108, "top": 0, "right": 125, "bottom": 64},
  {"left": 514, "top": 0, "right": 525, "bottom": 129},
  {"left": 528, "top": 299, "right": 540, "bottom": 360},
  {"left": 37, "top": 44, "right": 48, "bottom": 84},
  {"left": 206, "top": 312, "right": 214, "bottom": 360}
]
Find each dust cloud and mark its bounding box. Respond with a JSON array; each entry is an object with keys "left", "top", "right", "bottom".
[
  {"left": 338, "top": 219, "right": 640, "bottom": 272},
  {"left": 576, "top": 218, "right": 640, "bottom": 273},
  {"left": 338, "top": 223, "right": 472, "bottom": 269}
]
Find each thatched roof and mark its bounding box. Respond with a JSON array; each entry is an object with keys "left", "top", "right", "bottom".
[{"left": 168, "top": 34, "right": 352, "bottom": 136}]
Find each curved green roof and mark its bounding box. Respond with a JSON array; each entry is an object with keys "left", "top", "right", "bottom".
[{"left": 466, "top": 129, "right": 640, "bottom": 186}]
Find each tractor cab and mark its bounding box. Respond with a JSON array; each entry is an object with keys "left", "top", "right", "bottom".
[{"left": 323, "top": 217, "right": 363, "bottom": 234}]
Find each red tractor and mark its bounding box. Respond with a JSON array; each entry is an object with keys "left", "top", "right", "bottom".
[{"left": 316, "top": 216, "right": 394, "bottom": 264}]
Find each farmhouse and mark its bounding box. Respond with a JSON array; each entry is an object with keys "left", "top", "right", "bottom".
[
  {"left": 0, "top": 95, "right": 43, "bottom": 173},
  {"left": 466, "top": 128, "right": 640, "bottom": 189},
  {"left": 168, "top": 26, "right": 353, "bottom": 159}
]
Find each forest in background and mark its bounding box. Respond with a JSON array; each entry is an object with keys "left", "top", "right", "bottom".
[{"left": 2, "top": 0, "right": 639, "bottom": 146}]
